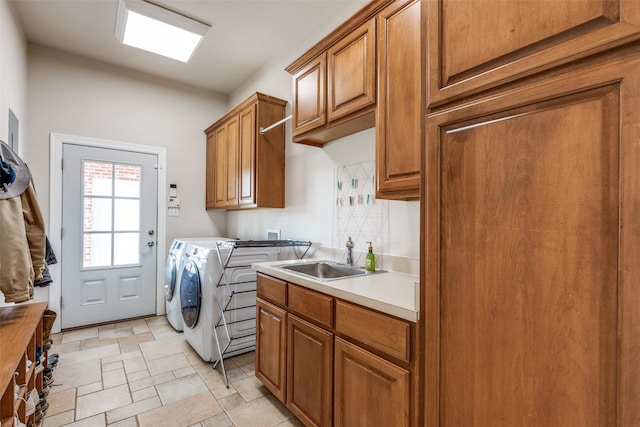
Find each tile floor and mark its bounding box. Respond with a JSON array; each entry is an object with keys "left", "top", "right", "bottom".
[{"left": 42, "top": 316, "right": 303, "bottom": 427}]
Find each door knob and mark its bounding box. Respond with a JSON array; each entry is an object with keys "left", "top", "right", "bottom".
[{"left": 146, "top": 241, "right": 155, "bottom": 247}]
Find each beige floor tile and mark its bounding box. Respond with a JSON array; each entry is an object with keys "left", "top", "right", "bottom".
[
  {"left": 229, "top": 352, "right": 254, "bottom": 367},
  {"left": 147, "top": 352, "right": 190, "bottom": 376},
  {"left": 107, "top": 417, "right": 138, "bottom": 427},
  {"left": 139, "top": 335, "right": 189, "bottom": 361},
  {"left": 148, "top": 323, "right": 179, "bottom": 340},
  {"left": 200, "top": 412, "right": 234, "bottom": 427},
  {"left": 131, "top": 318, "right": 151, "bottom": 334},
  {"left": 222, "top": 365, "right": 248, "bottom": 383},
  {"left": 57, "top": 343, "right": 120, "bottom": 368},
  {"left": 239, "top": 361, "right": 256, "bottom": 376},
  {"left": 77, "top": 381, "right": 103, "bottom": 396},
  {"left": 232, "top": 375, "right": 269, "bottom": 402},
  {"left": 99, "top": 326, "right": 134, "bottom": 341},
  {"left": 101, "top": 350, "right": 143, "bottom": 365},
  {"left": 118, "top": 331, "right": 156, "bottom": 353},
  {"left": 129, "top": 371, "right": 175, "bottom": 392},
  {"left": 105, "top": 396, "right": 162, "bottom": 424},
  {"left": 61, "top": 327, "right": 99, "bottom": 343},
  {"left": 144, "top": 316, "right": 168, "bottom": 327},
  {"left": 46, "top": 387, "right": 76, "bottom": 416},
  {"left": 203, "top": 373, "right": 237, "bottom": 400},
  {"left": 75, "top": 384, "right": 132, "bottom": 420},
  {"left": 65, "top": 413, "right": 106, "bottom": 426},
  {"left": 123, "top": 354, "right": 147, "bottom": 374},
  {"left": 137, "top": 391, "right": 223, "bottom": 427},
  {"left": 127, "top": 369, "right": 150, "bottom": 382},
  {"left": 156, "top": 373, "right": 209, "bottom": 405},
  {"left": 275, "top": 418, "right": 305, "bottom": 427},
  {"left": 79, "top": 336, "right": 120, "bottom": 351},
  {"left": 42, "top": 409, "right": 75, "bottom": 427},
  {"left": 114, "top": 321, "right": 133, "bottom": 330},
  {"left": 218, "top": 393, "right": 246, "bottom": 412},
  {"left": 102, "top": 360, "right": 124, "bottom": 372},
  {"left": 49, "top": 359, "right": 102, "bottom": 393},
  {"left": 51, "top": 340, "right": 81, "bottom": 355},
  {"left": 174, "top": 365, "right": 196, "bottom": 378},
  {"left": 188, "top": 424, "right": 203, "bottom": 427},
  {"left": 226, "top": 395, "right": 291, "bottom": 427},
  {"left": 131, "top": 386, "right": 157, "bottom": 402},
  {"left": 103, "top": 367, "right": 128, "bottom": 388}
]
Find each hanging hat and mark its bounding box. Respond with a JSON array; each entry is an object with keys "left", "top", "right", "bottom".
[{"left": 0, "top": 140, "right": 31, "bottom": 200}]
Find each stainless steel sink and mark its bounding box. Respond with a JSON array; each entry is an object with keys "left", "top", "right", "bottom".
[{"left": 280, "top": 261, "right": 368, "bottom": 280}]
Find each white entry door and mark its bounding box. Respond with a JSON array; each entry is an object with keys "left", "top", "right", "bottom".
[{"left": 61, "top": 143, "right": 158, "bottom": 328}]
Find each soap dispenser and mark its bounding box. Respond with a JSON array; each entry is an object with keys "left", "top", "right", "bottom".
[{"left": 365, "top": 242, "right": 375, "bottom": 272}]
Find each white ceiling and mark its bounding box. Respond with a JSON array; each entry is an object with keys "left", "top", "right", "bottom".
[{"left": 9, "top": 0, "right": 367, "bottom": 94}]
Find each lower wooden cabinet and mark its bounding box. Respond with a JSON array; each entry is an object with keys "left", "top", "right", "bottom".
[
  {"left": 287, "top": 314, "right": 333, "bottom": 427},
  {"left": 334, "top": 337, "right": 410, "bottom": 427},
  {"left": 255, "top": 298, "right": 287, "bottom": 402},
  {"left": 256, "top": 273, "right": 415, "bottom": 427}
]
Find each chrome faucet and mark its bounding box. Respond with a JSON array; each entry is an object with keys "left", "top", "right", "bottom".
[{"left": 346, "top": 237, "right": 354, "bottom": 266}]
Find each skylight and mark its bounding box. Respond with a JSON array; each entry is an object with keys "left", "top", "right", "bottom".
[{"left": 115, "top": 0, "right": 210, "bottom": 63}]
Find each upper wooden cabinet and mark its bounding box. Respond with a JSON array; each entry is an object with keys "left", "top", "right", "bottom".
[
  {"left": 287, "top": 2, "right": 391, "bottom": 146},
  {"left": 327, "top": 19, "right": 376, "bottom": 122},
  {"left": 291, "top": 54, "right": 326, "bottom": 137},
  {"left": 204, "top": 93, "right": 287, "bottom": 210},
  {"left": 376, "top": 0, "right": 421, "bottom": 200},
  {"left": 426, "top": 0, "right": 640, "bottom": 106},
  {"left": 287, "top": 0, "right": 421, "bottom": 200}
]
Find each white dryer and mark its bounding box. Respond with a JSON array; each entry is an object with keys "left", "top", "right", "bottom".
[
  {"left": 164, "top": 237, "right": 225, "bottom": 331},
  {"left": 180, "top": 241, "right": 279, "bottom": 362}
]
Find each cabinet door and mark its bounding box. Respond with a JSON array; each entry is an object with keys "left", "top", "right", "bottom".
[
  {"left": 292, "top": 54, "right": 326, "bottom": 136},
  {"left": 238, "top": 104, "right": 256, "bottom": 206},
  {"left": 424, "top": 56, "right": 640, "bottom": 426},
  {"left": 334, "top": 337, "right": 409, "bottom": 427},
  {"left": 213, "top": 125, "right": 227, "bottom": 208},
  {"left": 287, "top": 315, "right": 333, "bottom": 427},
  {"left": 225, "top": 116, "right": 239, "bottom": 207},
  {"left": 376, "top": 0, "right": 421, "bottom": 200},
  {"left": 427, "top": 0, "right": 640, "bottom": 105},
  {"left": 205, "top": 133, "right": 216, "bottom": 209},
  {"left": 327, "top": 19, "right": 376, "bottom": 122},
  {"left": 256, "top": 298, "right": 287, "bottom": 402}
]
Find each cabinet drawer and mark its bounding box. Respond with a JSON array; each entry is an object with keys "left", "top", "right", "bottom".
[
  {"left": 257, "top": 273, "right": 287, "bottom": 307},
  {"left": 335, "top": 300, "right": 410, "bottom": 363},
  {"left": 288, "top": 284, "right": 334, "bottom": 329}
]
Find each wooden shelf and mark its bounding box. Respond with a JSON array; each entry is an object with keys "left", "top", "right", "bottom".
[{"left": 0, "top": 302, "right": 47, "bottom": 427}]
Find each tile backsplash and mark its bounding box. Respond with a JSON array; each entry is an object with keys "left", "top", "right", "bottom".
[{"left": 332, "top": 160, "right": 389, "bottom": 268}]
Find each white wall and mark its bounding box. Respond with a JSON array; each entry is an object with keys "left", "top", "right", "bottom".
[
  {"left": 228, "top": 11, "right": 420, "bottom": 266},
  {"left": 0, "top": 0, "right": 27, "bottom": 153},
  {"left": 25, "top": 45, "right": 229, "bottom": 247}
]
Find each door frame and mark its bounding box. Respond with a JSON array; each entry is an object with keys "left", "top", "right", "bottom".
[{"left": 49, "top": 132, "right": 167, "bottom": 333}]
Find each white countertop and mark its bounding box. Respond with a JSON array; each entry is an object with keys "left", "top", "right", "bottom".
[{"left": 252, "top": 259, "right": 419, "bottom": 323}]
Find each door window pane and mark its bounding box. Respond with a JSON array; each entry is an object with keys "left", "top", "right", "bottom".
[
  {"left": 114, "top": 199, "right": 140, "bottom": 231},
  {"left": 114, "top": 233, "right": 140, "bottom": 265},
  {"left": 83, "top": 197, "right": 112, "bottom": 231},
  {"left": 83, "top": 233, "right": 111, "bottom": 268},
  {"left": 83, "top": 161, "right": 113, "bottom": 196},
  {"left": 115, "top": 164, "right": 141, "bottom": 197}
]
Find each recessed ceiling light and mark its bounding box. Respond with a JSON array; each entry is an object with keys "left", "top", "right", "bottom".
[{"left": 115, "top": 0, "right": 210, "bottom": 63}]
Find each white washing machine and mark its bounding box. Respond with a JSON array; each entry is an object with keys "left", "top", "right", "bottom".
[
  {"left": 180, "top": 240, "right": 279, "bottom": 362},
  {"left": 164, "top": 237, "right": 226, "bottom": 331}
]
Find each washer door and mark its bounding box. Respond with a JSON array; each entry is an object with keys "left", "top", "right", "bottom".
[
  {"left": 164, "top": 254, "right": 178, "bottom": 302},
  {"left": 180, "top": 260, "right": 201, "bottom": 329}
]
